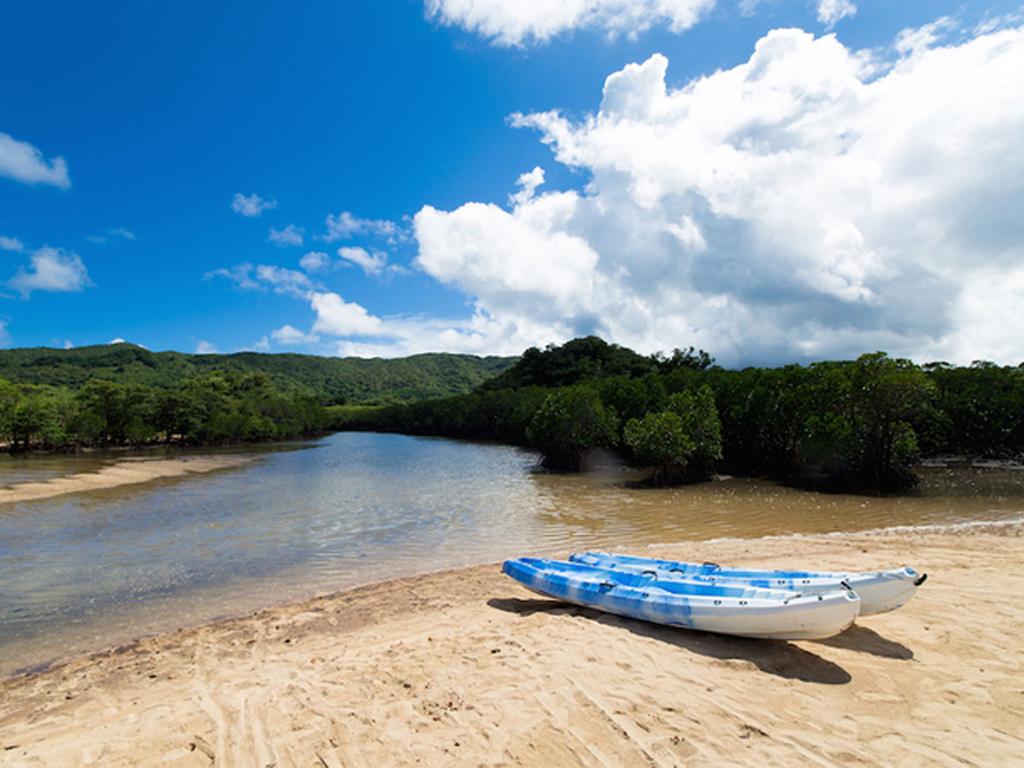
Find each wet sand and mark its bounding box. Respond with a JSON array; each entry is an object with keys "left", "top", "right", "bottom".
[
  {"left": 1, "top": 524, "right": 1021, "bottom": 766},
  {"left": 0, "top": 455, "right": 254, "bottom": 505}
]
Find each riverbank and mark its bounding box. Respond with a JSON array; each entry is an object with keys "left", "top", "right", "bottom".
[
  {"left": 0, "top": 454, "right": 255, "bottom": 505},
  {"left": 1, "top": 523, "right": 1020, "bottom": 766}
]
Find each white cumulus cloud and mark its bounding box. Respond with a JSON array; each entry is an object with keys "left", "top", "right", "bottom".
[
  {"left": 271, "top": 324, "right": 320, "bottom": 345},
  {"left": 509, "top": 166, "right": 545, "bottom": 207},
  {"left": 816, "top": 0, "right": 856, "bottom": 28},
  {"left": 206, "top": 263, "right": 262, "bottom": 291},
  {"left": 406, "top": 22, "right": 1024, "bottom": 365},
  {"left": 254, "top": 265, "right": 314, "bottom": 297},
  {"left": 195, "top": 340, "right": 218, "bottom": 354},
  {"left": 319, "top": 309, "right": 569, "bottom": 358},
  {"left": 299, "top": 251, "right": 330, "bottom": 272},
  {"left": 207, "top": 263, "right": 314, "bottom": 298},
  {"left": 8, "top": 247, "right": 92, "bottom": 297},
  {"left": 309, "top": 292, "right": 385, "bottom": 337},
  {"left": 425, "top": 0, "right": 716, "bottom": 47},
  {"left": 322, "top": 211, "right": 400, "bottom": 242},
  {"left": 0, "top": 132, "right": 70, "bottom": 189},
  {"left": 268, "top": 224, "right": 304, "bottom": 247},
  {"left": 0, "top": 236, "right": 23, "bottom": 252},
  {"left": 415, "top": 193, "right": 599, "bottom": 312},
  {"left": 895, "top": 16, "right": 956, "bottom": 56},
  {"left": 232, "top": 192, "right": 277, "bottom": 217},
  {"left": 338, "top": 246, "right": 388, "bottom": 275}
]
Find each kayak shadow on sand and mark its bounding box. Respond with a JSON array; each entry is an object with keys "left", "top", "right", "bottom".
[
  {"left": 812, "top": 623, "right": 914, "bottom": 660},
  {"left": 487, "top": 597, "right": 852, "bottom": 685}
]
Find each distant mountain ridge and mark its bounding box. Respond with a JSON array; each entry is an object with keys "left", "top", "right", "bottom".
[{"left": 0, "top": 344, "right": 516, "bottom": 405}]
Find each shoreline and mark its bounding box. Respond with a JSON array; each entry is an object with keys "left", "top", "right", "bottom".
[
  {"left": 2, "top": 524, "right": 1021, "bottom": 765},
  {"left": 0, "top": 454, "right": 257, "bottom": 505},
  {"left": 5, "top": 512, "right": 1023, "bottom": 684}
]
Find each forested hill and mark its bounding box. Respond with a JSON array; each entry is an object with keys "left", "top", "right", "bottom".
[
  {"left": 0, "top": 344, "right": 515, "bottom": 405},
  {"left": 344, "top": 336, "right": 1024, "bottom": 494}
]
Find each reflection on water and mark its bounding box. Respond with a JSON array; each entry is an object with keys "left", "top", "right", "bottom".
[{"left": 0, "top": 432, "right": 1021, "bottom": 677}]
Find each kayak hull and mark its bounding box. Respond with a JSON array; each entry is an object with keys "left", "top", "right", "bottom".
[
  {"left": 503, "top": 558, "right": 861, "bottom": 641},
  {"left": 570, "top": 552, "right": 923, "bottom": 616}
]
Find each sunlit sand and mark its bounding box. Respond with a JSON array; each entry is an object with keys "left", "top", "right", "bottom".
[{"left": 1, "top": 523, "right": 1020, "bottom": 765}]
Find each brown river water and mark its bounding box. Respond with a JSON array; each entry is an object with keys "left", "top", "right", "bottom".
[{"left": 1, "top": 431, "right": 1021, "bottom": 677}]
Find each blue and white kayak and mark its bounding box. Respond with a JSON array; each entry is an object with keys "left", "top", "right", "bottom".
[
  {"left": 502, "top": 558, "right": 860, "bottom": 640},
  {"left": 570, "top": 552, "right": 926, "bottom": 616}
]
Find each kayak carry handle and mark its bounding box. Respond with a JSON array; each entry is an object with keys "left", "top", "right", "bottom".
[
  {"left": 914, "top": 573, "right": 928, "bottom": 587},
  {"left": 642, "top": 570, "right": 658, "bottom": 579},
  {"left": 702, "top": 561, "right": 720, "bottom": 570}
]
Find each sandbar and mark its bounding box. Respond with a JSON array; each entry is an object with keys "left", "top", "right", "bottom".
[{"left": 0, "top": 455, "right": 254, "bottom": 505}]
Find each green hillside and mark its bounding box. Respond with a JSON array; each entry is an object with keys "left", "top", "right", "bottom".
[
  {"left": 346, "top": 336, "right": 1024, "bottom": 493},
  {"left": 0, "top": 344, "right": 515, "bottom": 405}
]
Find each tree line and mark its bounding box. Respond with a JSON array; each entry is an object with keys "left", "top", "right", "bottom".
[
  {"left": 336, "top": 337, "right": 1024, "bottom": 493},
  {"left": 4, "top": 336, "right": 1021, "bottom": 490},
  {"left": 0, "top": 343, "right": 513, "bottom": 406},
  {"left": 0, "top": 371, "right": 328, "bottom": 450}
]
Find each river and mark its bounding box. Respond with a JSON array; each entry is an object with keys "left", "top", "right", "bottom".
[{"left": 1, "top": 431, "right": 1021, "bottom": 677}]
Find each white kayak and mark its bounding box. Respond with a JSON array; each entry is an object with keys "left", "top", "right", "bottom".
[
  {"left": 570, "top": 552, "right": 926, "bottom": 616},
  {"left": 503, "top": 557, "right": 861, "bottom": 640}
]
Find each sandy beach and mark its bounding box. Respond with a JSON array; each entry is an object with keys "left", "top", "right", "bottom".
[
  {"left": 0, "top": 455, "right": 254, "bottom": 505},
  {"left": 1, "top": 523, "right": 1021, "bottom": 766}
]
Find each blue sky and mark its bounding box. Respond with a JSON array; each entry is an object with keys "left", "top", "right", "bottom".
[{"left": 2, "top": 1, "right": 1023, "bottom": 364}]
